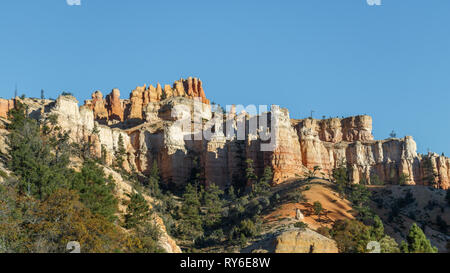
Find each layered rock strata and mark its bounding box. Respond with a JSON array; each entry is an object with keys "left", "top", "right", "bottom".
[
  {"left": 83, "top": 77, "right": 210, "bottom": 124},
  {"left": 273, "top": 228, "right": 339, "bottom": 253},
  {"left": 1, "top": 78, "right": 448, "bottom": 190}
]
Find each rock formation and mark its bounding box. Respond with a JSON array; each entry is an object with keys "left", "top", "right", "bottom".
[
  {"left": 105, "top": 88, "right": 124, "bottom": 121},
  {"left": 273, "top": 228, "right": 339, "bottom": 253},
  {"left": 296, "top": 209, "right": 304, "bottom": 221},
  {"left": 128, "top": 86, "right": 145, "bottom": 120},
  {"left": 85, "top": 91, "right": 108, "bottom": 121},
  {"left": 0, "top": 77, "right": 448, "bottom": 190},
  {"left": 0, "top": 98, "right": 14, "bottom": 119},
  {"left": 83, "top": 77, "right": 210, "bottom": 125}
]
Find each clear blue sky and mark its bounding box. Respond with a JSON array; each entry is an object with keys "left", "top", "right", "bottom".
[{"left": 0, "top": 0, "right": 449, "bottom": 155}]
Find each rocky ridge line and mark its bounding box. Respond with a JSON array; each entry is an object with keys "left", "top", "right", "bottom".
[{"left": 0, "top": 78, "right": 448, "bottom": 190}]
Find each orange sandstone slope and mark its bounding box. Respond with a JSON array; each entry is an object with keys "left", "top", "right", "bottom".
[{"left": 264, "top": 179, "right": 355, "bottom": 231}]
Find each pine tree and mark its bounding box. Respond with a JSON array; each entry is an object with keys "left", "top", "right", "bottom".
[
  {"left": 371, "top": 215, "right": 385, "bottom": 241},
  {"left": 7, "top": 100, "right": 27, "bottom": 131},
  {"left": 72, "top": 160, "right": 118, "bottom": 222},
  {"left": 202, "top": 183, "right": 224, "bottom": 229},
  {"left": 188, "top": 155, "right": 203, "bottom": 187},
  {"left": 245, "top": 159, "right": 258, "bottom": 188},
  {"left": 306, "top": 166, "right": 321, "bottom": 180},
  {"left": 389, "top": 130, "right": 397, "bottom": 138},
  {"left": 178, "top": 183, "right": 203, "bottom": 240},
  {"left": 101, "top": 145, "right": 107, "bottom": 164},
  {"left": 313, "top": 201, "right": 323, "bottom": 221},
  {"left": 261, "top": 166, "right": 273, "bottom": 183},
  {"left": 349, "top": 184, "right": 371, "bottom": 209},
  {"left": 115, "top": 134, "right": 126, "bottom": 168},
  {"left": 124, "top": 192, "right": 150, "bottom": 229},
  {"left": 401, "top": 223, "right": 438, "bottom": 253},
  {"left": 422, "top": 156, "right": 438, "bottom": 187},
  {"left": 227, "top": 185, "right": 237, "bottom": 202},
  {"left": 253, "top": 166, "right": 272, "bottom": 196},
  {"left": 7, "top": 101, "right": 72, "bottom": 199},
  {"left": 332, "top": 164, "right": 349, "bottom": 198}
]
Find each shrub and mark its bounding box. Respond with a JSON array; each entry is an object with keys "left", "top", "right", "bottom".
[
  {"left": 294, "top": 222, "right": 308, "bottom": 230},
  {"left": 380, "top": 236, "right": 400, "bottom": 253},
  {"left": 316, "top": 226, "right": 331, "bottom": 238},
  {"left": 239, "top": 233, "right": 248, "bottom": 248},
  {"left": 126, "top": 221, "right": 164, "bottom": 253}
]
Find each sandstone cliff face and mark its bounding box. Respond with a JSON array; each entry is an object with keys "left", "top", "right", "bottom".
[
  {"left": 35, "top": 95, "right": 135, "bottom": 173},
  {"left": 295, "top": 115, "right": 374, "bottom": 144},
  {"left": 1, "top": 78, "right": 448, "bottom": 190},
  {"left": 420, "top": 153, "right": 450, "bottom": 190},
  {"left": 287, "top": 117, "right": 448, "bottom": 189},
  {"left": 0, "top": 98, "right": 14, "bottom": 119},
  {"left": 262, "top": 107, "right": 304, "bottom": 184},
  {"left": 105, "top": 88, "right": 124, "bottom": 121},
  {"left": 0, "top": 126, "right": 9, "bottom": 156},
  {"left": 273, "top": 228, "right": 339, "bottom": 253},
  {"left": 90, "top": 90, "right": 449, "bottom": 190},
  {"left": 52, "top": 96, "right": 94, "bottom": 140},
  {"left": 129, "top": 97, "right": 214, "bottom": 187}
]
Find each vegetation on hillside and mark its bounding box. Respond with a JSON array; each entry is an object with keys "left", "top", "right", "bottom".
[
  {"left": 324, "top": 164, "right": 440, "bottom": 253},
  {"left": 0, "top": 102, "right": 163, "bottom": 253},
  {"left": 0, "top": 101, "right": 441, "bottom": 253}
]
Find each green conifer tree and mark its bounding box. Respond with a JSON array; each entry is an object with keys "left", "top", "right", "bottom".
[
  {"left": 148, "top": 160, "right": 162, "bottom": 198},
  {"left": 124, "top": 192, "right": 150, "bottom": 229},
  {"left": 72, "top": 160, "right": 118, "bottom": 222},
  {"left": 245, "top": 159, "right": 258, "bottom": 188},
  {"left": 313, "top": 201, "right": 323, "bottom": 221},
  {"left": 202, "top": 183, "right": 224, "bottom": 229},
  {"left": 332, "top": 163, "right": 349, "bottom": 197},
  {"left": 115, "top": 134, "right": 126, "bottom": 168},
  {"left": 371, "top": 215, "right": 385, "bottom": 241},
  {"left": 422, "top": 156, "right": 438, "bottom": 187},
  {"left": 400, "top": 223, "right": 438, "bottom": 253},
  {"left": 178, "top": 183, "right": 203, "bottom": 240}
]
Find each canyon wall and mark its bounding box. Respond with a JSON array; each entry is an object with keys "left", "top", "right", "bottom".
[
  {"left": 119, "top": 91, "right": 449, "bottom": 190},
  {"left": 1, "top": 78, "right": 448, "bottom": 190},
  {"left": 292, "top": 118, "right": 449, "bottom": 189}
]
